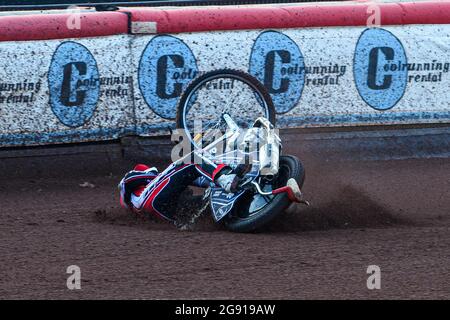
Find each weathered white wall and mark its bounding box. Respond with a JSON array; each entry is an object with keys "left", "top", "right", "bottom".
[{"left": 1, "top": 24, "right": 449, "bottom": 147}]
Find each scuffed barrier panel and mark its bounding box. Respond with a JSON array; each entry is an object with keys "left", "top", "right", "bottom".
[
  {"left": 132, "top": 24, "right": 450, "bottom": 136},
  {"left": 0, "top": 35, "right": 135, "bottom": 146},
  {"left": 1, "top": 24, "right": 450, "bottom": 146}
]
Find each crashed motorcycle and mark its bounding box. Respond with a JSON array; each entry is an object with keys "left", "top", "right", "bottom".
[{"left": 153, "top": 69, "right": 306, "bottom": 232}]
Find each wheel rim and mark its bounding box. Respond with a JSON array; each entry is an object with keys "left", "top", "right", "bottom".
[{"left": 181, "top": 73, "right": 271, "bottom": 150}]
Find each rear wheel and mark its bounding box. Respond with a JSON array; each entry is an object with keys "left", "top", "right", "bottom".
[{"left": 224, "top": 155, "right": 305, "bottom": 233}]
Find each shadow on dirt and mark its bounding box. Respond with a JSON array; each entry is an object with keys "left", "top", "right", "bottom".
[
  {"left": 92, "top": 185, "right": 412, "bottom": 233},
  {"left": 263, "top": 185, "right": 412, "bottom": 233},
  {"left": 92, "top": 207, "right": 175, "bottom": 231}
]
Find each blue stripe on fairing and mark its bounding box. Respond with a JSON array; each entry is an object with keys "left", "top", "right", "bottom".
[{"left": 0, "top": 111, "right": 449, "bottom": 147}]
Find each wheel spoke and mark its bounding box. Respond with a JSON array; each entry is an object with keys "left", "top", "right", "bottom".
[{"left": 179, "top": 71, "right": 273, "bottom": 151}]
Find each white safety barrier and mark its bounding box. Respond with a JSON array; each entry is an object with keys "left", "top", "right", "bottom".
[{"left": 0, "top": 3, "right": 449, "bottom": 147}]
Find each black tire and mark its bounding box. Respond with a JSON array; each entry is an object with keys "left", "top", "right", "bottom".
[
  {"left": 175, "top": 69, "right": 276, "bottom": 149},
  {"left": 224, "top": 155, "right": 305, "bottom": 233}
]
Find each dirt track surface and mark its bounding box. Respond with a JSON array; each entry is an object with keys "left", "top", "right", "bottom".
[{"left": 0, "top": 157, "right": 449, "bottom": 299}]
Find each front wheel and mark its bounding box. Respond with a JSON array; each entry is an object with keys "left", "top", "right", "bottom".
[
  {"left": 224, "top": 155, "right": 305, "bottom": 233},
  {"left": 176, "top": 69, "right": 276, "bottom": 150}
]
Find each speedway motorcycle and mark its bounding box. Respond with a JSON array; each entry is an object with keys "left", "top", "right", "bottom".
[{"left": 158, "top": 69, "right": 307, "bottom": 232}]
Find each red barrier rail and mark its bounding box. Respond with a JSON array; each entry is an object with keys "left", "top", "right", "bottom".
[
  {"left": 1, "top": 1, "right": 449, "bottom": 41},
  {"left": 0, "top": 11, "right": 129, "bottom": 41},
  {"left": 126, "top": 1, "right": 450, "bottom": 34}
]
